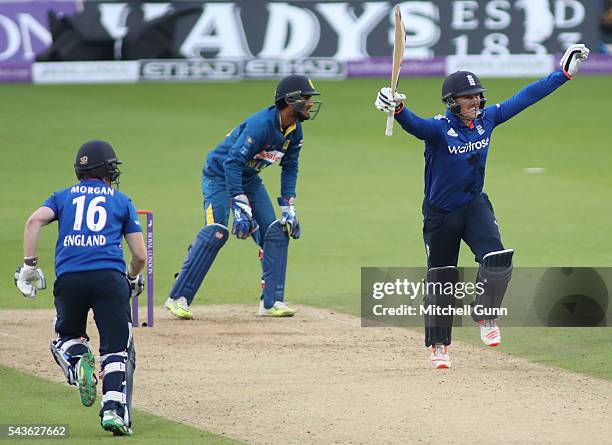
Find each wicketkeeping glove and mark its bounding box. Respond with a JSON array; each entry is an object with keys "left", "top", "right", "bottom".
[
  {"left": 278, "top": 197, "right": 300, "bottom": 239},
  {"left": 14, "top": 264, "right": 46, "bottom": 299},
  {"left": 231, "top": 194, "right": 259, "bottom": 239},
  {"left": 127, "top": 273, "right": 144, "bottom": 298},
  {"left": 560, "top": 43, "right": 590, "bottom": 77},
  {"left": 375, "top": 87, "right": 406, "bottom": 114}
]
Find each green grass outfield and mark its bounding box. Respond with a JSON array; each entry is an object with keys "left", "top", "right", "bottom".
[
  {"left": 0, "top": 365, "right": 242, "bottom": 444},
  {"left": 0, "top": 78, "right": 611, "bottom": 433}
]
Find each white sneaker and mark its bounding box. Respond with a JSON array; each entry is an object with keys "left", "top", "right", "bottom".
[
  {"left": 479, "top": 319, "right": 501, "bottom": 346},
  {"left": 164, "top": 296, "right": 193, "bottom": 319},
  {"left": 258, "top": 300, "right": 296, "bottom": 317},
  {"left": 430, "top": 344, "right": 451, "bottom": 369}
]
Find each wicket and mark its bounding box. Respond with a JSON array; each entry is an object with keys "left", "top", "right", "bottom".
[{"left": 134, "top": 209, "right": 154, "bottom": 327}]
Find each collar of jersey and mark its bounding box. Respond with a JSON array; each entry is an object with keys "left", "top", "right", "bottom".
[
  {"left": 445, "top": 110, "right": 482, "bottom": 129},
  {"left": 273, "top": 106, "right": 297, "bottom": 138},
  {"left": 80, "top": 178, "right": 108, "bottom": 185}
]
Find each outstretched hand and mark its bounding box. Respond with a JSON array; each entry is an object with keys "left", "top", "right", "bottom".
[
  {"left": 375, "top": 87, "right": 406, "bottom": 114},
  {"left": 560, "top": 44, "right": 590, "bottom": 77}
]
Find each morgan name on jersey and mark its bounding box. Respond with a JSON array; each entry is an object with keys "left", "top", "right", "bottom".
[{"left": 70, "top": 184, "right": 115, "bottom": 196}]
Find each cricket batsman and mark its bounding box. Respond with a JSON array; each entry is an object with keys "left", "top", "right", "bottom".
[
  {"left": 15, "top": 140, "right": 147, "bottom": 434},
  {"left": 375, "top": 44, "right": 590, "bottom": 368},
  {"left": 165, "top": 74, "right": 322, "bottom": 319}
]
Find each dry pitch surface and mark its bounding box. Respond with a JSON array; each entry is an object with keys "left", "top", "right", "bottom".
[{"left": 0, "top": 305, "right": 610, "bottom": 444}]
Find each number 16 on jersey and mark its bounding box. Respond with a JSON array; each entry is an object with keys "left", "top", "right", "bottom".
[{"left": 385, "top": 5, "right": 406, "bottom": 137}]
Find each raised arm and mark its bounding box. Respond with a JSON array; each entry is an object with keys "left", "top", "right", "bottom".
[
  {"left": 490, "top": 44, "right": 590, "bottom": 126},
  {"left": 375, "top": 87, "right": 441, "bottom": 141}
]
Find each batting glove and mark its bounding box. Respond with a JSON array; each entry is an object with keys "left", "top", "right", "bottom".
[
  {"left": 127, "top": 273, "right": 144, "bottom": 298},
  {"left": 560, "top": 43, "right": 590, "bottom": 78},
  {"left": 375, "top": 87, "right": 406, "bottom": 114},
  {"left": 14, "top": 263, "right": 46, "bottom": 299},
  {"left": 231, "top": 194, "right": 259, "bottom": 239},
  {"left": 278, "top": 197, "right": 300, "bottom": 239}
]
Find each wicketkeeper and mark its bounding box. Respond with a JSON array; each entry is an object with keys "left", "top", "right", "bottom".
[
  {"left": 16, "top": 140, "right": 147, "bottom": 435},
  {"left": 375, "top": 44, "right": 589, "bottom": 368},
  {"left": 165, "top": 74, "right": 322, "bottom": 319}
]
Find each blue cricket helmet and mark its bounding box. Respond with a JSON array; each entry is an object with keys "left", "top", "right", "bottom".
[
  {"left": 274, "top": 74, "right": 320, "bottom": 102},
  {"left": 274, "top": 74, "right": 322, "bottom": 121},
  {"left": 74, "top": 140, "right": 122, "bottom": 184},
  {"left": 442, "top": 71, "right": 487, "bottom": 115}
]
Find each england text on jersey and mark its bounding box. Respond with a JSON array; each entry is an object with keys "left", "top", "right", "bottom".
[{"left": 63, "top": 234, "right": 107, "bottom": 247}]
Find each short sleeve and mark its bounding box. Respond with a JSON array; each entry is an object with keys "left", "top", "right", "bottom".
[
  {"left": 42, "top": 193, "right": 59, "bottom": 216},
  {"left": 124, "top": 199, "right": 142, "bottom": 234}
]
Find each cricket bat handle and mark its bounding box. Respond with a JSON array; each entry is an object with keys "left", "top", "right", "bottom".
[{"left": 385, "top": 111, "right": 394, "bottom": 136}]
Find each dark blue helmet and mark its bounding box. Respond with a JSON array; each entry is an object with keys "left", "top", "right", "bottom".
[
  {"left": 74, "top": 140, "right": 121, "bottom": 185},
  {"left": 441, "top": 71, "right": 486, "bottom": 116},
  {"left": 275, "top": 74, "right": 319, "bottom": 101},
  {"left": 274, "top": 74, "right": 322, "bottom": 121}
]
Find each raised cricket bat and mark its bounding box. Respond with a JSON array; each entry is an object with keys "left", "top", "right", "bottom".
[{"left": 385, "top": 5, "right": 406, "bottom": 136}]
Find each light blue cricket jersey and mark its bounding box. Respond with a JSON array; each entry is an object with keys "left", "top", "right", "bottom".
[{"left": 203, "top": 106, "right": 303, "bottom": 197}]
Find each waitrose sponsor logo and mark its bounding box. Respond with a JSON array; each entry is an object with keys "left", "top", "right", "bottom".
[{"left": 448, "top": 138, "right": 490, "bottom": 154}]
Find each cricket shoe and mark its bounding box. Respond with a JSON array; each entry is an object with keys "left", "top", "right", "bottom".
[
  {"left": 479, "top": 319, "right": 501, "bottom": 346},
  {"left": 76, "top": 352, "right": 97, "bottom": 407},
  {"left": 164, "top": 296, "right": 193, "bottom": 319},
  {"left": 101, "top": 410, "right": 132, "bottom": 436},
  {"left": 430, "top": 344, "right": 451, "bottom": 369},
  {"left": 258, "top": 300, "right": 296, "bottom": 317}
]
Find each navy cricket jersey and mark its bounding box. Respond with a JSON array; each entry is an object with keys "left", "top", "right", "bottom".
[
  {"left": 395, "top": 70, "right": 570, "bottom": 211},
  {"left": 203, "top": 106, "right": 303, "bottom": 197},
  {"left": 42, "top": 178, "right": 142, "bottom": 277}
]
